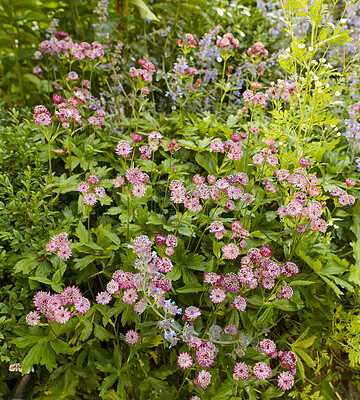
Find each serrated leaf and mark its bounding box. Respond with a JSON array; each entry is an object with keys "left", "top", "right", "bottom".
[
  {"left": 177, "top": 283, "right": 203, "bottom": 293},
  {"left": 76, "top": 221, "right": 89, "bottom": 243}
]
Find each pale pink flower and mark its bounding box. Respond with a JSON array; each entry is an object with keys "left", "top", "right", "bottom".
[
  {"left": 177, "top": 352, "right": 193, "bottom": 370},
  {"left": 125, "top": 329, "right": 140, "bottom": 345},
  {"left": 26, "top": 311, "right": 41, "bottom": 326},
  {"left": 83, "top": 193, "right": 97, "bottom": 206}
]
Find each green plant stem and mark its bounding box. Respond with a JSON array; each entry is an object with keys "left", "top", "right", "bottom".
[{"left": 219, "top": 55, "right": 228, "bottom": 120}]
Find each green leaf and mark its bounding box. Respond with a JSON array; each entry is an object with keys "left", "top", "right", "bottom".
[
  {"left": 76, "top": 221, "right": 89, "bottom": 243},
  {"left": 195, "top": 153, "right": 217, "bottom": 175},
  {"left": 74, "top": 255, "right": 97, "bottom": 270},
  {"left": 131, "top": 0, "right": 159, "bottom": 21},
  {"left": 293, "top": 347, "right": 315, "bottom": 369},
  {"left": 13, "top": 254, "right": 38, "bottom": 274},
  {"left": 94, "top": 323, "right": 116, "bottom": 341},
  {"left": 297, "top": 250, "right": 322, "bottom": 273},
  {"left": 177, "top": 283, "right": 203, "bottom": 293}
]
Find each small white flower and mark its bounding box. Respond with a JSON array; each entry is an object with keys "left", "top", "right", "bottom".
[
  {"left": 319, "top": 58, "right": 326, "bottom": 63},
  {"left": 311, "top": 60, "right": 318, "bottom": 65},
  {"left": 326, "top": 83, "right": 330, "bottom": 88},
  {"left": 309, "top": 46, "right": 314, "bottom": 52},
  {"left": 317, "top": 88, "right": 322, "bottom": 93},
  {"left": 335, "top": 91, "right": 341, "bottom": 96},
  {"left": 298, "top": 43, "right": 305, "bottom": 49},
  {"left": 315, "top": 81, "right": 322, "bottom": 87},
  {"left": 340, "top": 19, "right": 347, "bottom": 24},
  {"left": 285, "top": 47, "right": 291, "bottom": 53},
  {"left": 334, "top": 224, "right": 339, "bottom": 229}
]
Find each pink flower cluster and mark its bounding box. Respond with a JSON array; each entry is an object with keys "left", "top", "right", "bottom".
[
  {"left": 246, "top": 42, "right": 269, "bottom": 58},
  {"left": 329, "top": 186, "right": 356, "bottom": 206},
  {"left": 204, "top": 245, "right": 299, "bottom": 306},
  {"left": 148, "top": 131, "right": 163, "bottom": 151},
  {"left": 55, "top": 102, "right": 82, "bottom": 129},
  {"left": 88, "top": 109, "right": 107, "bottom": 127},
  {"left": 266, "top": 80, "right": 299, "bottom": 102},
  {"left": 177, "top": 33, "right": 198, "bottom": 48},
  {"left": 76, "top": 174, "right": 106, "bottom": 206},
  {"left": 98, "top": 236, "right": 181, "bottom": 322},
  {"left": 33, "top": 105, "right": 52, "bottom": 126},
  {"left": 253, "top": 142, "right": 279, "bottom": 166},
  {"left": 46, "top": 232, "right": 72, "bottom": 260},
  {"left": 124, "top": 167, "right": 150, "bottom": 198},
  {"left": 209, "top": 220, "right": 249, "bottom": 255},
  {"left": 216, "top": 32, "right": 239, "bottom": 49},
  {"left": 233, "top": 349, "right": 296, "bottom": 390},
  {"left": 170, "top": 172, "right": 251, "bottom": 213},
  {"left": 129, "top": 59, "right": 156, "bottom": 84},
  {"left": 154, "top": 233, "right": 178, "bottom": 256},
  {"left": 37, "top": 35, "right": 104, "bottom": 59},
  {"left": 209, "top": 136, "right": 244, "bottom": 161},
  {"left": 243, "top": 89, "right": 267, "bottom": 107},
  {"left": 26, "top": 286, "right": 90, "bottom": 326},
  {"left": 274, "top": 166, "right": 329, "bottom": 233}
]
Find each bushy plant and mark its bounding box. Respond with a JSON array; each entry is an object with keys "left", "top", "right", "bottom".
[{"left": 1, "top": 1, "right": 360, "bottom": 399}]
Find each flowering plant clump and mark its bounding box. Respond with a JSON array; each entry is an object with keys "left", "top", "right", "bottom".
[{"left": 1, "top": 0, "right": 360, "bottom": 399}]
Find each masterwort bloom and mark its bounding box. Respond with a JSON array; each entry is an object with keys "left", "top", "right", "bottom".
[{"left": 125, "top": 329, "right": 140, "bottom": 345}]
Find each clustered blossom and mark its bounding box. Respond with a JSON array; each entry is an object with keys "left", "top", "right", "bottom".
[
  {"left": 216, "top": 32, "right": 239, "bottom": 50},
  {"left": 205, "top": 244, "right": 299, "bottom": 306},
  {"left": 247, "top": 42, "right": 269, "bottom": 59},
  {"left": 26, "top": 286, "right": 90, "bottom": 326},
  {"left": 266, "top": 80, "right": 299, "bottom": 103},
  {"left": 252, "top": 138, "right": 279, "bottom": 166},
  {"left": 76, "top": 174, "right": 106, "bottom": 206},
  {"left": 98, "top": 235, "right": 181, "bottom": 347},
  {"left": 55, "top": 101, "right": 82, "bottom": 129},
  {"left": 155, "top": 233, "right": 178, "bottom": 256},
  {"left": 274, "top": 163, "right": 331, "bottom": 233},
  {"left": 115, "top": 140, "right": 133, "bottom": 159},
  {"left": 243, "top": 89, "right": 267, "bottom": 107},
  {"left": 210, "top": 219, "right": 249, "bottom": 256},
  {"left": 169, "top": 171, "right": 251, "bottom": 213},
  {"left": 46, "top": 232, "right": 72, "bottom": 260},
  {"left": 329, "top": 186, "right": 356, "bottom": 206},
  {"left": 209, "top": 136, "right": 244, "bottom": 161},
  {"left": 33, "top": 105, "right": 52, "bottom": 125},
  {"left": 37, "top": 35, "right": 104, "bottom": 59},
  {"left": 129, "top": 59, "right": 156, "bottom": 88},
  {"left": 88, "top": 108, "right": 107, "bottom": 127},
  {"left": 177, "top": 33, "right": 198, "bottom": 48},
  {"left": 148, "top": 131, "right": 163, "bottom": 151}
]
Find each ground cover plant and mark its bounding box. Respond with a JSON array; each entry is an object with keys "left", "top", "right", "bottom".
[{"left": 1, "top": 0, "right": 360, "bottom": 399}]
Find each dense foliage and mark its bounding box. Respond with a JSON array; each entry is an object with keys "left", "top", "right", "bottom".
[{"left": 1, "top": 0, "right": 360, "bottom": 399}]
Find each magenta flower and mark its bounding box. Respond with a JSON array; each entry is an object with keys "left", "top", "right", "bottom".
[
  {"left": 233, "top": 362, "right": 250, "bottom": 380},
  {"left": 278, "top": 371, "right": 295, "bottom": 391},
  {"left": 253, "top": 362, "right": 272, "bottom": 380},
  {"left": 184, "top": 306, "right": 201, "bottom": 320},
  {"left": 177, "top": 352, "right": 193, "bottom": 370},
  {"left": 83, "top": 193, "right": 97, "bottom": 206},
  {"left": 210, "top": 287, "right": 226, "bottom": 304},
  {"left": 221, "top": 243, "right": 239, "bottom": 260},
  {"left": 194, "top": 369, "right": 212, "bottom": 390},
  {"left": 125, "top": 329, "right": 140, "bottom": 345},
  {"left": 26, "top": 311, "right": 41, "bottom": 326},
  {"left": 96, "top": 291, "right": 112, "bottom": 305}
]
